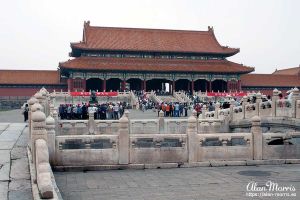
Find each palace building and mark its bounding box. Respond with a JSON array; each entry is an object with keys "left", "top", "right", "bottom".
[
  {"left": 0, "top": 21, "right": 299, "bottom": 102},
  {"left": 59, "top": 21, "right": 254, "bottom": 93}
]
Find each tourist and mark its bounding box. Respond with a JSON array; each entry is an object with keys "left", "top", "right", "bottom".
[
  {"left": 113, "top": 104, "right": 119, "bottom": 119},
  {"left": 174, "top": 103, "right": 179, "bottom": 117},
  {"left": 23, "top": 104, "right": 29, "bottom": 122},
  {"left": 184, "top": 104, "right": 188, "bottom": 117}
]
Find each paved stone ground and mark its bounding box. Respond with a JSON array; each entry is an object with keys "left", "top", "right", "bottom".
[
  {"left": 0, "top": 123, "right": 32, "bottom": 200},
  {"left": 54, "top": 165, "right": 300, "bottom": 200},
  {"left": 0, "top": 110, "right": 24, "bottom": 123}
]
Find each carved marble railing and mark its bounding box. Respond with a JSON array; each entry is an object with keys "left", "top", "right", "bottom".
[
  {"left": 173, "top": 92, "right": 185, "bottom": 103},
  {"left": 55, "top": 134, "right": 119, "bottom": 166},
  {"left": 148, "top": 91, "right": 162, "bottom": 104},
  {"left": 196, "top": 132, "right": 253, "bottom": 161},
  {"left": 275, "top": 99, "right": 292, "bottom": 117},
  {"left": 27, "top": 88, "right": 300, "bottom": 172},
  {"left": 263, "top": 132, "right": 300, "bottom": 160},
  {"left": 175, "top": 91, "right": 192, "bottom": 103},
  {"left": 130, "top": 134, "right": 188, "bottom": 164},
  {"left": 57, "top": 120, "right": 120, "bottom": 135}
]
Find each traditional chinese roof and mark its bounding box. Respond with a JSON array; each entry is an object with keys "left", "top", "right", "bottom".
[
  {"left": 272, "top": 66, "right": 300, "bottom": 76},
  {"left": 0, "top": 70, "right": 61, "bottom": 85},
  {"left": 59, "top": 57, "right": 254, "bottom": 74},
  {"left": 241, "top": 74, "right": 300, "bottom": 87},
  {"left": 71, "top": 21, "right": 239, "bottom": 56}
]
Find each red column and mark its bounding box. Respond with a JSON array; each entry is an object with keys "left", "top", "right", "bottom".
[
  {"left": 82, "top": 79, "right": 86, "bottom": 92},
  {"left": 191, "top": 80, "right": 194, "bottom": 93},
  {"left": 102, "top": 79, "right": 106, "bottom": 91},
  {"left": 67, "top": 78, "right": 73, "bottom": 92},
  {"left": 143, "top": 80, "right": 146, "bottom": 91},
  {"left": 172, "top": 80, "right": 175, "bottom": 93},
  {"left": 238, "top": 80, "right": 241, "bottom": 92},
  {"left": 227, "top": 80, "right": 230, "bottom": 92},
  {"left": 122, "top": 80, "right": 126, "bottom": 91}
]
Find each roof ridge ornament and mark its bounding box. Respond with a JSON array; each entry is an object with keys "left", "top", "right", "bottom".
[
  {"left": 84, "top": 20, "right": 90, "bottom": 27},
  {"left": 208, "top": 26, "right": 214, "bottom": 32}
]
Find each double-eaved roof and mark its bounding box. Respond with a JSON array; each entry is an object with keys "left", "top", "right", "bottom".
[
  {"left": 61, "top": 21, "right": 252, "bottom": 74},
  {"left": 71, "top": 21, "right": 239, "bottom": 56}
]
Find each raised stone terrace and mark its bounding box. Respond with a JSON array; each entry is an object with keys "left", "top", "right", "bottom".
[{"left": 2, "top": 87, "right": 300, "bottom": 199}]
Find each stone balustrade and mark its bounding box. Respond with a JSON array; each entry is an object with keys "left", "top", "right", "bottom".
[{"left": 27, "top": 88, "right": 300, "bottom": 174}]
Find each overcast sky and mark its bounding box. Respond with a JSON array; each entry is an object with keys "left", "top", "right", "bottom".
[{"left": 0, "top": 0, "right": 299, "bottom": 74}]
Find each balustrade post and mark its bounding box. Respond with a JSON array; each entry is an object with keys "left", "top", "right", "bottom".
[
  {"left": 214, "top": 102, "right": 220, "bottom": 119},
  {"left": 159, "top": 110, "right": 164, "bottom": 133},
  {"left": 201, "top": 105, "right": 206, "bottom": 119},
  {"left": 256, "top": 92, "right": 262, "bottom": 116},
  {"left": 31, "top": 104, "right": 47, "bottom": 165},
  {"left": 271, "top": 89, "right": 279, "bottom": 117},
  {"left": 28, "top": 97, "right": 38, "bottom": 140},
  {"left": 119, "top": 111, "right": 129, "bottom": 165},
  {"left": 251, "top": 116, "right": 262, "bottom": 160},
  {"left": 187, "top": 110, "right": 197, "bottom": 163},
  {"left": 291, "top": 87, "right": 300, "bottom": 118},
  {"left": 229, "top": 99, "right": 235, "bottom": 121},
  {"left": 242, "top": 96, "right": 247, "bottom": 119},
  {"left": 297, "top": 100, "right": 300, "bottom": 119},
  {"left": 45, "top": 115, "right": 56, "bottom": 165},
  {"left": 88, "top": 111, "right": 96, "bottom": 134}
]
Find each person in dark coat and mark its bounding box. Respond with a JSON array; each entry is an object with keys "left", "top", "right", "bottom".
[{"left": 23, "top": 104, "right": 29, "bottom": 122}]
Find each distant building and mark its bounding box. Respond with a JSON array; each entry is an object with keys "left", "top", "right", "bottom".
[{"left": 241, "top": 66, "right": 300, "bottom": 96}]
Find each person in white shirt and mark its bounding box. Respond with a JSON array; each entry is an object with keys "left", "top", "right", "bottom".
[{"left": 113, "top": 104, "right": 119, "bottom": 119}]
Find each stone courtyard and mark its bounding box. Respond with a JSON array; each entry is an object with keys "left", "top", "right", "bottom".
[
  {"left": 0, "top": 108, "right": 299, "bottom": 199},
  {"left": 54, "top": 165, "right": 300, "bottom": 200}
]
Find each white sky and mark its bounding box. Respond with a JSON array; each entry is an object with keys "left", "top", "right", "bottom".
[{"left": 0, "top": 0, "right": 299, "bottom": 74}]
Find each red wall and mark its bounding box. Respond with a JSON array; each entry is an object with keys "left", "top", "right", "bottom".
[{"left": 0, "top": 87, "right": 67, "bottom": 96}]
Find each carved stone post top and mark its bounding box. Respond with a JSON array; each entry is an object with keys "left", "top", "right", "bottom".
[
  {"left": 159, "top": 110, "right": 164, "bottom": 117},
  {"left": 273, "top": 88, "right": 280, "bottom": 96},
  {"left": 256, "top": 92, "right": 262, "bottom": 99},
  {"left": 215, "top": 102, "right": 220, "bottom": 108},
  {"left": 292, "top": 87, "right": 300, "bottom": 96},
  {"left": 34, "top": 92, "right": 43, "bottom": 100},
  {"left": 188, "top": 111, "right": 197, "bottom": 123},
  {"left": 45, "top": 115, "right": 55, "bottom": 127},
  {"left": 46, "top": 115, "right": 55, "bottom": 125},
  {"left": 230, "top": 99, "right": 235, "bottom": 105},
  {"left": 32, "top": 109, "right": 46, "bottom": 123},
  {"left": 40, "top": 89, "right": 47, "bottom": 98},
  {"left": 119, "top": 113, "right": 129, "bottom": 129},
  {"left": 251, "top": 115, "right": 261, "bottom": 125},
  {"left": 192, "top": 109, "right": 197, "bottom": 117},
  {"left": 31, "top": 103, "right": 44, "bottom": 112},
  {"left": 28, "top": 97, "right": 38, "bottom": 106},
  {"left": 124, "top": 110, "right": 130, "bottom": 118}
]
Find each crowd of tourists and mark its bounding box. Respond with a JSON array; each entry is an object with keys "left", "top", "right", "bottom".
[
  {"left": 58, "top": 102, "right": 127, "bottom": 120},
  {"left": 157, "top": 102, "right": 189, "bottom": 117}
]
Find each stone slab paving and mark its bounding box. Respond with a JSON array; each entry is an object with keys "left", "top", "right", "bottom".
[
  {"left": 55, "top": 164, "right": 300, "bottom": 200},
  {"left": 0, "top": 123, "right": 32, "bottom": 200},
  {"left": 0, "top": 110, "right": 24, "bottom": 123}
]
